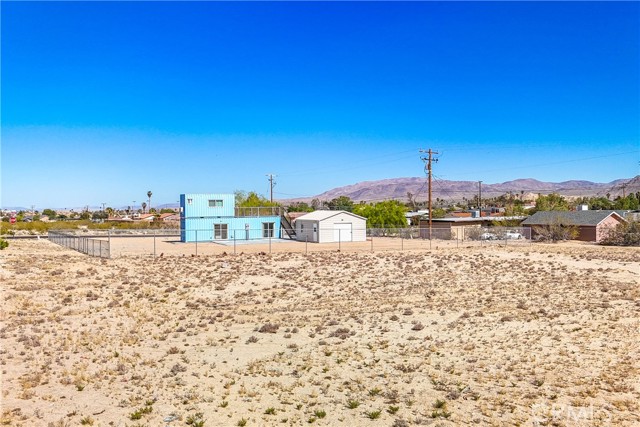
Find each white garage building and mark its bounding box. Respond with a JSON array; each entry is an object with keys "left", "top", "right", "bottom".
[{"left": 295, "top": 210, "right": 367, "bottom": 243}]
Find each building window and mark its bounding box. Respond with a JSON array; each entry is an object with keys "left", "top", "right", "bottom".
[
  {"left": 262, "top": 222, "right": 274, "bottom": 238},
  {"left": 209, "top": 199, "right": 223, "bottom": 207},
  {"left": 187, "top": 198, "right": 193, "bottom": 205},
  {"left": 214, "top": 224, "right": 228, "bottom": 239}
]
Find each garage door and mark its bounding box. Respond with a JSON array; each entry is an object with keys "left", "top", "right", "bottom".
[{"left": 333, "top": 223, "right": 352, "bottom": 242}]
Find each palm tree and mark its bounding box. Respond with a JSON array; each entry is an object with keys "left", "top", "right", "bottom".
[
  {"left": 147, "top": 191, "right": 153, "bottom": 212},
  {"left": 142, "top": 202, "right": 147, "bottom": 213}
]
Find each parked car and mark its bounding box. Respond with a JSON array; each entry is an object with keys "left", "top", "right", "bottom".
[
  {"left": 480, "top": 232, "right": 497, "bottom": 240},
  {"left": 505, "top": 231, "right": 523, "bottom": 240}
]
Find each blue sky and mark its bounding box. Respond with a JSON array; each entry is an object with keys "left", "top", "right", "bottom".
[{"left": 2, "top": 1, "right": 638, "bottom": 208}]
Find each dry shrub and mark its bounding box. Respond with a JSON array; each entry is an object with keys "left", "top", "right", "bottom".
[
  {"left": 533, "top": 220, "right": 578, "bottom": 242},
  {"left": 258, "top": 323, "right": 279, "bottom": 333},
  {"left": 599, "top": 221, "right": 640, "bottom": 246}
]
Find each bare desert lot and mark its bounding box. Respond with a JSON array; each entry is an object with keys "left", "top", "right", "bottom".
[{"left": 1, "top": 240, "right": 639, "bottom": 427}]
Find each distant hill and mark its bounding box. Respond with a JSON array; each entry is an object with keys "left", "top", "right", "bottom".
[{"left": 283, "top": 176, "right": 640, "bottom": 203}]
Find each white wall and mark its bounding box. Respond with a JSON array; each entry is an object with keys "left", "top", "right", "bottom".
[
  {"left": 295, "top": 219, "right": 318, "bottom": 242},
  {"left": 318, "top": 212, "right": 366, "bottom": 243}
]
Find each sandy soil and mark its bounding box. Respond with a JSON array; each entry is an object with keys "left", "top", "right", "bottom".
[
  {"left": 108, "top": 235, "right": 531, "bottom": 257},
  {"left": 1, "top": 239, "right": 638, "bottom": 427}
]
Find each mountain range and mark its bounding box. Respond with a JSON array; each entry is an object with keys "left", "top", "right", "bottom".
[
  {"left": 284, "top": 176, "right": 640, "bottom": 204},
  {"left": 4, "top": 176, "right": 638, "bottom": 211}
]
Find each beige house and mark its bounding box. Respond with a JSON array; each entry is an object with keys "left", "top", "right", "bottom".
[
  {"left": 159, "top": 213, "right": 180, "bottom": 223},
  {"left": 295, "top": 210, "right": 367, "bottom": 243}
]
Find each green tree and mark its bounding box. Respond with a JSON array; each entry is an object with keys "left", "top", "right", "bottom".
[
  {"left": 160, "top": 208, "right": 176, "bottom": 214},
  {"left": 42, "top": 209, "right": 57, "bottom": 218},
  {"left": 613, "top": 194, "right": 640, "bottom": 210},
  {"left": 147, "top": 190, "right": 153, "bottom": 212},
  {"left": 431, "top": 207, "right": 446, "bottom": 219},
  {"left": 236, "top": 191, "right": 279, "bottom": 207},
  {"left": 79, "top": 211, "right": 91, "bottom": 220},
  {"left": 534, "top": 193, "right": 569, "bottom": 212},
  {"left": 328, "top": 196, "right": 354, "bottom": 212},
  {"left": 353, "top": 200, "right": 407, "bottom": 228},
  {"left": 141, "top": 202, "right": 147, "bottom": 213},
  {"left": 587, "top": 197, "right": 613, "bottom": 210},
  {"left": 92, "top": 211, "right": 108, "bottom": 220},
  {"left": 286, "top": 202, "right": 313, "bottom": 212},
  {"left": 504, "top": 199, "right": 526, "bottom": 216}
]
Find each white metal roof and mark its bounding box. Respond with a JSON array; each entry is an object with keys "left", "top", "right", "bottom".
[{"left": 295, "top": 210, "right": 366, "bottom": 222}]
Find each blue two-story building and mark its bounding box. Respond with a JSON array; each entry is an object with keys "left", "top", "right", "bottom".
[{"left": 180, "top": 193, "right": 283, "bottom": 242}]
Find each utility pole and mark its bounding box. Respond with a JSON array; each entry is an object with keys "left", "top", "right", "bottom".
[
  {"left": 101, "top": 202, "right": 106, "bottom": 212},
  {"left": 620, "top": 182, "right": 628, "bottom": 198},
  {"left": 266, "top": 174, "right": 276, "bottom": 203},
  {"left": 478, "top": 181, "right": 482, "bottom": 216},
  {"left": 420, "top": 149, "right": 439, "bottom": 240}
]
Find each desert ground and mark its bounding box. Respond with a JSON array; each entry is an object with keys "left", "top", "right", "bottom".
[{"left": 1, "top": 239, "right": 638, "bottom": 427}]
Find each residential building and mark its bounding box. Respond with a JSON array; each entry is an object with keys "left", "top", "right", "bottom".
[
  {"left": 521, "top": 210, "right": 626, "bottom": 243},
  {"left": 180, "top": 193, "right": 282, "bottom": 242},
  {"left": 295, "top": 210, "right": 367, "bottom": 243}
]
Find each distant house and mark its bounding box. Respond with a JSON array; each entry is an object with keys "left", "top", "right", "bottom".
[
  {"left": 295, "top": 210, "right": 367, "bottom": 243},
  {"left": 418, "top": 216, "right": 527, "bottom": 239},
  {"left": 107, "top": 215, "right": 133, "bottom": 222},
  {"left": 521, "top": 210, "right": 626, "bottom": 243},
  {"left": 159, "top": 212, "right": 180, "bottom": 223},
  {"left": 136, "top": 214, "right": 155, "bottom": 222}
]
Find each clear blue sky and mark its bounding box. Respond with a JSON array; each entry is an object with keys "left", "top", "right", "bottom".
[{"left": 2, "top": 1, "right": 638, "bottom": 209}]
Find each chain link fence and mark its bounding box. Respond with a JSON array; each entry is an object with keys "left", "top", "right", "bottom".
[
  {"left": 96, "top": 226, "right": 533, "bottom": 257},
  {"left": 35, "top": 226, "right": 639, "bottom": 257},
  {"left": 48, "top": 230, "right": 110, "bottom": 258}
]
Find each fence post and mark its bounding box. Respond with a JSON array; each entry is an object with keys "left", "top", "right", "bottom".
[
  {"left": 108, "top": 229, "right": 111, "bottom": 251},
  {"left": 234, "top": 234, "right": 236, "bottom": 255},
  {"left": 153, "top": 229, "right": 156, "bottom": 258},
  {"left": 371, "top": 235, "right": 373, "bottom": 252},
  {"left": 401, "top": 235, "right": 404, "bottom": 251},
  {"left": 338, "top": 229, "right": 341, "bottom": 251},
  {"left": 269, "top": 235, "right": 272, "bottom": 254},
  {"left": 195, "top": 230, "right": 198, "bottom": 256},
  {"left": 305, "top": 235, "right": 308, "bottom": 255}
]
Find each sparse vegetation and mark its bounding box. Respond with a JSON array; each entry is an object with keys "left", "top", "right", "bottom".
[
  {"left": 365, "top": 410, "right": 381, "bottom": 419},
  {"left": 3, "top": 239, "right": 638, "bottom": 426},
  {"left": 186, "top": 412, "right": 205, "bottom": 427}
]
